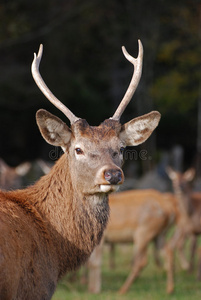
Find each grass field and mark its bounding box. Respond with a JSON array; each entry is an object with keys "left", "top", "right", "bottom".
[{"left": 52, "top": 243, "right": 201, "bottom": 300}]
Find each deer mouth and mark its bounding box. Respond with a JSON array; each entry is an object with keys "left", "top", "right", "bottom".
[{"left": 100, "top": 184, "right": 120, "bottom": 193}]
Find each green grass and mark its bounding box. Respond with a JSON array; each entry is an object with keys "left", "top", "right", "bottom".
[{"left": 52, "top": 243, "right": 201, "bottom": 300}]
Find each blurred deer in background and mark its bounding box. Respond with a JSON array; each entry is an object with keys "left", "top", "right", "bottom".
[
  {"left": 166, "top": 167, "right": 201, "bottom": 285},
  {"left": 0, "top": 158, "right": 31, "bottom": 190},
  {"left": 87, "top": 189, "right": 182, "bottom": 294},
  {"left": 87, "top": 173, "right": 201, "bottom": 295},
  {"left": 36, "top": 159, "right": 52, "bottom": 175},
  {"left": 0, "top": 41, "right": 161, "bottom": 299}
]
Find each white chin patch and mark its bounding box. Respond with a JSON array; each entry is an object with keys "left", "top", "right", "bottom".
[{"left": 100, "top": 185, "right": 119, "bottom": 193}]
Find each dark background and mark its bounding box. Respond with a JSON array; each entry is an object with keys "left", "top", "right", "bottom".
[{"left": 0, "top": 0, "right": 200, "bottom": 176}]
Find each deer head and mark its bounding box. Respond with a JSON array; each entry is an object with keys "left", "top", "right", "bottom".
[
  {"left": 32, "top": 41, "right": 160, "bottom": 195},
  {"left": 0, "top": 159, "right": 31, "bottom": 190},
  {"left": 166, "top": 167, "right": 195, "bottom": 191},
  {"left": 166, "top": 167, "right": 196, "bottom": 217}
]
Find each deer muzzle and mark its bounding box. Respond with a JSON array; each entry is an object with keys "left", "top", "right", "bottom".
[
  {"left": 104, "top": 169, "right": 123, "bottom": 185},
  {"left": 95, "top": 166, "right": 124, "bottom": 193}
]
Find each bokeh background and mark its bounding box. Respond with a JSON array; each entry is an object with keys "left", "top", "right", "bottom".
[{"left": 0, "top": 0, "right": 200, "bottom": 180}]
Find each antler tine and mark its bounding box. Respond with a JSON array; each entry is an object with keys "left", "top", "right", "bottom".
[
  {"left": 31, "top": 44, "right": 80, "bottom": 125},
  {"left": 111, "top": 40, "right": 143, "bottom": 121}
]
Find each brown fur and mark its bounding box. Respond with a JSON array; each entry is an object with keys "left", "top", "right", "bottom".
[
  {"left": 87, "top": 189, "right": 180, "bottom": 294},
  {"left": 88, "top": 186, "right": 201, "bottom": 295},
  {"left": 0, "top": 153, "right": 110, "bottom": 299}
]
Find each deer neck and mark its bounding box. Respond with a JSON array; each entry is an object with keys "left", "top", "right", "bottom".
[
  {"left": 25, "top": 154, "right": 110, "bottom": 275},
  {"left": 172, "top": 181, "right": 193, "bottom": 222}
]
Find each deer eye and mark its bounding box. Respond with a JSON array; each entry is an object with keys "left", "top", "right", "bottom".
[
  {"left": 112, "top": 151, "right": 118, "bottom": 159},
  {"left": 75, "top": 148, "right": 84, "bottom": 155}
]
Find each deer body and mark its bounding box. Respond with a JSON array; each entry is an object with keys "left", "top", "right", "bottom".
[
  {"left": 88, "top": 175, "right": 200, "bottom": 295},
  {"left": 0, "top": 190, "right": 58, "bottom": 299},
  {"left": 106, "top": 190, "right": 175, "bottom": 243},
  {"left": 88, "top": 189, "right": 179, "bottom": 294},
  {"left": 167, "top": 168, "right": 201, "bottom": 252},
  {"left": 0, "top": 41, "right": 160, "bottom": 299},
  {"left": 190, "top": 193, "right": 201, "bottom": 234},
  {"left": 0, "top": 153, "right": 112, "bottom": 299},
  {"left": 166, "top": 168, "right": 201, "bottom": 289}
]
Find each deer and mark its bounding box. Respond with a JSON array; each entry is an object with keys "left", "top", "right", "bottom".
[
  {"left": 87, "top": 189, "right": 185, "bottom": 294},
  {"left": 0, "top": 158, "right": 31, "bottom": 190},
  {"left": 87, "top": 171, "right": 201, "bottom": 295},
  {"left": 166, "top": 167, "right": 201, "bottom": 287},
  {"left": 0, "top": 40, "right": 161, "bottom": 299}
]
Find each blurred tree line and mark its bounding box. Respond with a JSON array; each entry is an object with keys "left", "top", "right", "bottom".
[{"left": 0, "top": 0, "right": 200, "bottom": 174}]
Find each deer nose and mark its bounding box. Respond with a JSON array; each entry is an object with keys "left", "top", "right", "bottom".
[{"left": 104, "top": 169, "right": 123, "bottom": 185}]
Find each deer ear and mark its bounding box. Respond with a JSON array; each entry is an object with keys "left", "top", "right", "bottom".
[
  {"left": 119, "top": 111, "right": 161, "bottom": 146},
  {"left": 166, "top": 166, "right": 177, "bottom": 180},
  {"left": 15, "top": 162, "right": 31, "bottom": 176},
  {"left": 183, "top": 168, "right": 195, "bottom": 182},
  {"left": 36, "top": 109, "right": 71, "bottom": 147}
]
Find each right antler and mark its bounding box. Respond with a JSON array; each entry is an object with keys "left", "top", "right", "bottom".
[
  {"left": 31, "top": 44, "right": 80, "bottom": 125},
  {"left": 111, "top": 40, "right": 143, "bottom": 121}
]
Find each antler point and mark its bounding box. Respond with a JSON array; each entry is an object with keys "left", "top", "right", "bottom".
[{"left": 38, "top": 44, "right": 43, "bottom": 58}]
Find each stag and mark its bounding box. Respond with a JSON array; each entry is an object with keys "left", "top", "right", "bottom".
[{"left": 0, "top": 41, "right": 160, "bottom": 299}]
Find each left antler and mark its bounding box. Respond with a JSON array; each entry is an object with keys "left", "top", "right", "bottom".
[{"left": 31, "top": 44, "right": 80, "bottom": 125}]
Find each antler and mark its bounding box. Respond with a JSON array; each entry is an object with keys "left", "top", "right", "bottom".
[
  {"left": 111, "top": 40, "right": 143, "bottom": 121},
  {"left": 31, "top": 44, "right": 80, "bottom": 125}
]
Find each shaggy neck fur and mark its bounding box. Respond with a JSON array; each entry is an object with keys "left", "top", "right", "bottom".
[{"left": 7, "top": 154, "right": 110, "bottom": 278}]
